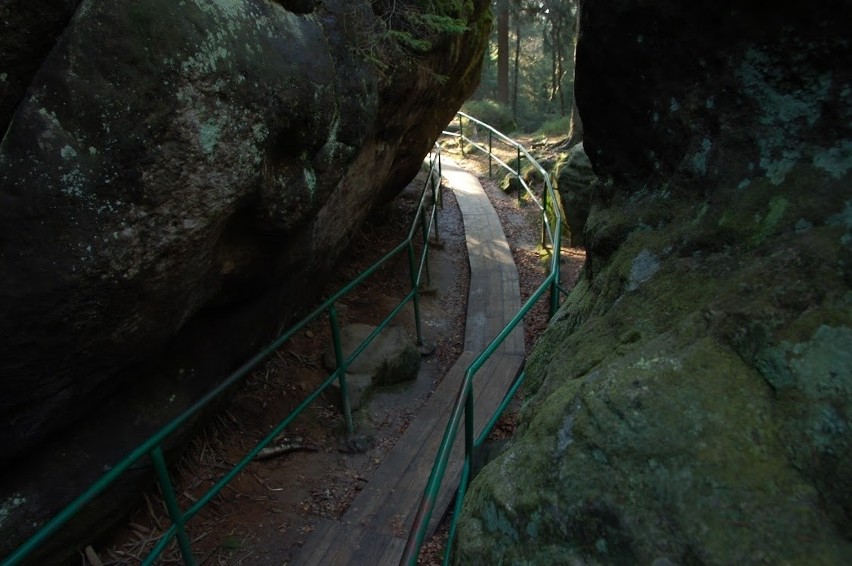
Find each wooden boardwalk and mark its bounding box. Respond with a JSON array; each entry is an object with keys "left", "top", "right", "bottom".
[{"left": 295, "top": 158, "right": 525, "bottom": 565}]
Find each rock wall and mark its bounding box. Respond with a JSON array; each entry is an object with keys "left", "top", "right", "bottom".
[
  {"left": 553, "top": 141, "right": 595, "bottom": 247},
  {"left": 457, "top": 1, "right": 851, "bottom": 564},
  {"left": 0, "top": 0, "right": 489, "bottom": 561}
]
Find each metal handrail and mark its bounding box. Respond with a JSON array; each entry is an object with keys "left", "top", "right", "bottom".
[
  {"left": 400, "top": 112, "right": 565, "bottom": 565},
  {"left": 2, "top": 146, "right": 445, "bottom": 566}
]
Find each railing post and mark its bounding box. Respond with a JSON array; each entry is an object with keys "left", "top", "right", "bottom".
[
  {"left": 550, "top": 276, "right": 560, "bottom": 318},
  {"left": 431, "top": 163, "right": 441, "bottom": 244},
  {"left": 420, "top": 211, "right": 432, "bottom": 287},
  {"left": 407, "top": 243, "right": 425, "bottom": 346},
  {"left": 458, "top": 114, "right": 465, "bottom": 156},
  {"left": 541, "top": 183, "right": 549, "bottom": 249},
  {"left": 329, "top": 304, "right": 354, "bottom": 434},
  {"left": 150, "top": 447, "right": 196, "bottom": 566},
  {"left": 443, "top": 461, "right": 471, "bottom": 566},
  {"left": 488, "top": 130, "right": 493, "bottom": 177},
  {"left": 464, "top": 382, "right": 474, "bottom": 483},
  {"left": 550, "top": 222, "right": 563, "bottom": 319},
  {"left": 517, "top": 146, "right": 522, "bottom": 204}
]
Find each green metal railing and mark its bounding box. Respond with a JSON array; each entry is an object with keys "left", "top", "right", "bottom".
[
  {"left": 400, "top": 112, "right": 566, "bottom": 565},
  {"left": 2, "top": 147, "right": 445, "bottom": 566}
]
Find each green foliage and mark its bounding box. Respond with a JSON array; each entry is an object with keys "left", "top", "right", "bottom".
[
  {"left": 537, "top": 115, "right": 571, "bottom": 137},
  {"left": 386, "top": 29, "right": 432, "bottom": 52},
  {"left": 413, "top": 12, "right": 468, "bottom": 35},
  {"left": 378, "top": 0, "right": 470, "bottom": 54},
  {"left": 461, "top": 98, "right": 515, "bottom": 132},
  {"left": 472, "top": 0, "right": 579, "bottom": 133}
]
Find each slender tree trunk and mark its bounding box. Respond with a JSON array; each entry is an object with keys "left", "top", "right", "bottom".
[
  {"left": 566, "top": 12, "right": 583, "bottom": 144},
  {"left": 497, "top": 3, "right": 510, "bottom": 104},
  {"left": 512, "top": 11, "right": 521, "bottom": 120},
  {"left": 556, "top": 23, "right": 566, "bottom": 116},
  {"left": 549, "top": 23, "right": 557, "bottom": 101}
]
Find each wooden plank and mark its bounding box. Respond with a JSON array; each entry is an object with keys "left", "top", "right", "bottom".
[
  {"left": 296, "top": 355, "right": 525, "bottom": 564},
  {"left": 472, "top": 354, "right": 525, "bottom": 421},
  {"left": 487, "top": 238, "right": 514, "bottom": 265},
  {"left": 297, "top": 519, "right": 406, "bottom": 566},
  {"left": 465, "top": 258, "right": 489, "bottom": 351},
  {"left": 350, "top": 354, "right": 524, "bottom": 539},
  {"left": 341, "top": 352, "right": 476, "bottom": 532}
]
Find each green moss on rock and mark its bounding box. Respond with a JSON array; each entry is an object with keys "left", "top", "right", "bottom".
[
  {"left": 460, "top": 253, "right": 852, "bottom": 563},
  {"left": 456, "top": 2, "right": 852, "bottom": 560}
]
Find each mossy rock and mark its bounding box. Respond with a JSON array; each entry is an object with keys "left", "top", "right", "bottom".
[
  {"left": 457, "top": 225, "right": 852, "bottom": 563},
  {"left": 323, "top": 323, "right": 421, "bottom": 387},
  {"left": 456, "top": 5, "right": 852, "bottom": 556},
  {"left": 553, "top": 142, "right": 596, "bottom": 247}
]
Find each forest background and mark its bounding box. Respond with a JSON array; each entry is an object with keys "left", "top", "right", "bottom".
[{"left": 464, "top": 0, "right": 580, "bottom": 138}]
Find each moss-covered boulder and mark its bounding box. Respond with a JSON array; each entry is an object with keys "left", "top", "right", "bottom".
[
  {"left": 322, "top": 323, "right": 421, "bottom": 408},
  {"left": 456, "top": 1, "right": 852, "bottom": 564}
]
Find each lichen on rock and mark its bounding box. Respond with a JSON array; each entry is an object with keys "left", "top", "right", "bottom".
[{"left": 0, "top": 0, "right": 490, "bottom": 561}]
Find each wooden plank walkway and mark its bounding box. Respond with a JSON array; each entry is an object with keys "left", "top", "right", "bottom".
[{"left": 295, "top": 158, "right": 524, "bottom": 565}]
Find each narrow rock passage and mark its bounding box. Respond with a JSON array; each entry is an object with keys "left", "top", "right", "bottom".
[{"left": 295, "top": 158, "right": 525, "bottom": 565}]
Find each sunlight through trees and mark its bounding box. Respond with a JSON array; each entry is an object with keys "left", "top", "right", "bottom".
[{"left": 470, "top": 0, "right": 579, "bottom": 134}]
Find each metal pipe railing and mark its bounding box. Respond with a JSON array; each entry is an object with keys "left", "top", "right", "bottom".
[
  {"left": 400, "top": 112, "right": 565, "bottom": 565},
  {"left": 2, "top": 145, "right": 445, "bottom": 566}
]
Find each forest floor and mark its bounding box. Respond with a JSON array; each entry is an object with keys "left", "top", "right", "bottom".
[{"left": 94, "top": 137, "right": 584, "bottom": 566}]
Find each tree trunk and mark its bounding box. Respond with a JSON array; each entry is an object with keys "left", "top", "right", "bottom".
[
  {"left": 566, "top": 13, "right": 583, "bottom": 144},
  {"left": 497, "top": 3, "right": 509, "bottom": 104},
  {"left": 556, "top": 23, "right": 566, "bottom": 116},
  {"left": 549, "top": 22, "right": 557, "bottom": 101},
  {"left": 512, "top": 10, "right": 521, "bottom": 120},
  {"left": 566, "top": 96, "right": 583, "bottom": 144}
]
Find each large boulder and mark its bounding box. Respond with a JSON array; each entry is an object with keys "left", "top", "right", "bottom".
[
  {"left": 323, "top": 323, "right": 421, "bottom": 408},
  {"left": 0, "top": 0, "right": 490, "bottom": 561},
  {"left": 0, "top": 0, "right": 82, "bottom": 130},
  {"left": 456, "top": 1, "right": 852, "bottom": 564}
]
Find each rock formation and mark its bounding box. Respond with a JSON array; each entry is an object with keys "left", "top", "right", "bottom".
[
  {"left": 457, "top": 1, "right": 851, "bottom": 564},
  {"left": 323, "top": 323, "right": 421, "bottom": 409},
  {"left": 553, "top": 141, "right": 595, "bottom": 247},
  {"left": 0, "top": 0, "right": 489, "bottom": 561}
]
